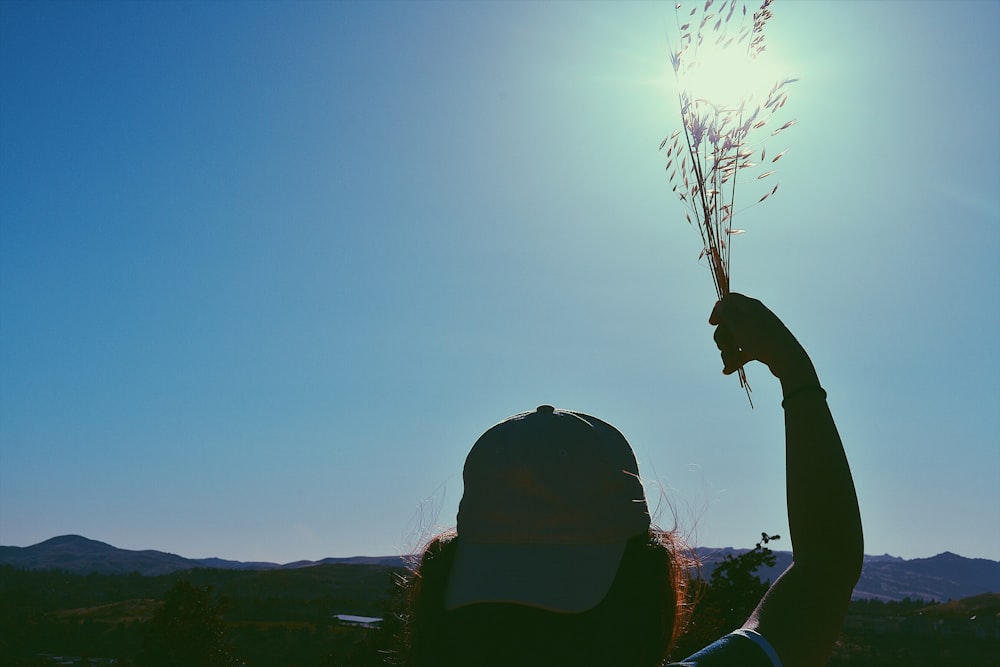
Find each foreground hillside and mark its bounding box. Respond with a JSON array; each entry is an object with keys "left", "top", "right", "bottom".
[
  {"left": 0, "top": 563, "right": 401, "bottom": 667},
  {"left": 1, "top": 563, "right": 998, "bottom": 666}
]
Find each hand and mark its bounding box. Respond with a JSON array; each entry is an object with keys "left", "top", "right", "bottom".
[{"left": 709, "top": 293, "right": 817, "bottom": 388}]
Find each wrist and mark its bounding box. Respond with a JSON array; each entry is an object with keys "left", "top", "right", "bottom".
[
  {"left": 773, "top": 346, "right": 818, "bottom": 392},
  {"left": 781, "top": 384, "right": 827, "bottom": 408},
  {"left": 779, "top": 371, "right": 820, "bottom": 396},
  {"left": 778, "top": 353, "right": 825, "bottom": 408}
]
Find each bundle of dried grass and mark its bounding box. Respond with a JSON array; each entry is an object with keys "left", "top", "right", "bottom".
[{"left": 663, "top": 0, "right": 796, "bottom": 403}]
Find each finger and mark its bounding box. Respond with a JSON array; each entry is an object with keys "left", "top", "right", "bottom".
[
  {"left": 709, "top": 292, "right": 751, "bottom": 325},
  {"left": 708, "top": 300, "right": 723, "bottom": 326},
  {"left": 713, "top": 324, "right": 738, "bottom": 352},
  {"left": 721, "top": 348, "right": 750, "bottom": 375},
  {"left": 713, "top": 323, "right": 747, "bottom": 374}
]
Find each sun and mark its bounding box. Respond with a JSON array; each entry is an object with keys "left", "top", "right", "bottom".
[{"left": 678, "top": 40, "right": 789, "bottom": 108}]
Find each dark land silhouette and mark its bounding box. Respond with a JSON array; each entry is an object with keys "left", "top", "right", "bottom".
[{"left": 2, "top": 536, "right": 998, "bottom": 666}]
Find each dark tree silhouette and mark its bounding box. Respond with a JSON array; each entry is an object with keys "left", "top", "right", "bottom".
[
  {"left": 137, "top": 580, "right": 239, "bottom": 667},
  {"left": 673, "top": 532, "right": 780, "bottom": 658}
]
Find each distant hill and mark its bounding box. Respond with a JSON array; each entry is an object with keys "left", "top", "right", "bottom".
[
  {"left": 2, "top": 535, "right": 997, "bottom": 602},
  {"left": 0, "top": 535, "right": 405, "bottom": 576},
  {"left": 853, "top": 551, "right": 1000, "bottom": 602},
  {"left": 0, "top": 535, "right": 207, "bottom": 576},
  {"left": 664, "top": 547, "right": 1000, "bottom": 603}
]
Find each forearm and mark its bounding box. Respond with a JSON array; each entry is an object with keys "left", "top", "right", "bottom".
[
  {"left": 746, "top": 378, "right": 864, "bottom": 665},
  {"left": 782, "top": 382, "right": 863, "bottom": 578}
]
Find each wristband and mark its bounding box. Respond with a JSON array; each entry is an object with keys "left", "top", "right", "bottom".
[{"left": 781, "top": 385, "right": 827, "bottom": 409}]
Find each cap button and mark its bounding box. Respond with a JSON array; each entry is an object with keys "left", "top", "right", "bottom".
[{"left": 536, "top": 405, "right": 555, "bottom": 414}]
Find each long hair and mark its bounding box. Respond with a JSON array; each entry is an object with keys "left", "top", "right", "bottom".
[{"left": 402, "top": 527, "right": 693, "bottom": 667}]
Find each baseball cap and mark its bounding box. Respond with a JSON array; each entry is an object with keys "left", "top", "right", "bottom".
[{"left": 444, "top": 405, "right": 651, "bottom": 613}]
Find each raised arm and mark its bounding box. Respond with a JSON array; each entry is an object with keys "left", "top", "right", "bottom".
[{"left": 710, "top": 293, "right": 863, "bottom": 667}]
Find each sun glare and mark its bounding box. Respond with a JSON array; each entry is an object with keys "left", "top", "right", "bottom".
[{"left": 679, "top": 41, "right": 788, "bottom": 107}]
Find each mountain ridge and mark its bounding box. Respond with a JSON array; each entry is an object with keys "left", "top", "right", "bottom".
[
  {"left": 2, "top": 535, "right": 998, "bottom": 602},
  {"left": 0, "top": 535, "right": 406, "bottom": 575}
]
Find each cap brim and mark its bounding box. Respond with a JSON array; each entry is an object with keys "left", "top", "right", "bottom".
[{"left": 444, "top": 540, "right": 627, "bottom": 614}]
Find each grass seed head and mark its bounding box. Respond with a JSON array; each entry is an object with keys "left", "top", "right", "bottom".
[{"left": 666, "top": 0, "right": 791, "bottom": 405}]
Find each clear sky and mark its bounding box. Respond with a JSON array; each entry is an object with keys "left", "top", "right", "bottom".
[{"left": 1, "top": 1, "right": 998, "bottom": 564}]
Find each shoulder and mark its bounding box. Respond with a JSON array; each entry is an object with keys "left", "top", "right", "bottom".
[{"left": 665, "top": 629, "right": 782, "bottom": 667}]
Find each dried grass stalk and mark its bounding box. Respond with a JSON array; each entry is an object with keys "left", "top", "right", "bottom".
[{"left": 663, "top": 0, "right": 797, "bottom": 404}]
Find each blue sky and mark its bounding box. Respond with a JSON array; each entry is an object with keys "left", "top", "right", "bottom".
[{"left": 1, "top": 0, "right": 998, "bottom": 564}]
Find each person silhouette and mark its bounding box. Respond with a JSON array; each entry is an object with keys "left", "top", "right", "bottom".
[{"left": 404, "top": 293, "right": 863, "bottom": 666}]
